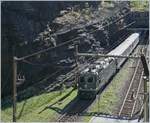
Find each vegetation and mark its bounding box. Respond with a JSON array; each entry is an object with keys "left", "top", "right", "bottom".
[
  {"left": 130, "top": 0, "right": 149, "bottom": 11},
  {"left": 2, "top": 56, "right": 134, "bottom": 122},
  {"left": 54, "top": 2, "right": 95, "bottom": 25},
  {"left": 2, "top": 1, "right": 148, "bottom": 122},
  {"left": 1, "top": 87, "right": 77, "bottom": 122}
]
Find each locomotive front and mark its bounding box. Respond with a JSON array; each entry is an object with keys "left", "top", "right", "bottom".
[
  {"left": 77, "top": 58, "right": 116, "bottom": 99},
  {"left": 78, "top": 67, "right": 99, "bottom": 99}
]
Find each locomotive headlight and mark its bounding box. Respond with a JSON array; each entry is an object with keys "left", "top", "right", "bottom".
[{"left": 84, "top": 84, "right": 87, "bottom": 88}]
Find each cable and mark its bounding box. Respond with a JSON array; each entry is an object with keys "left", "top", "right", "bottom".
[
  {"left": 88, "top": 11, "right": 131, "bottom": 34},
  {"left": 18, "top": 37, "right": 77, "bottom": 61},
  {"left": 22, "top": 59, "right": 75, "bottom": 68},
  {"left": 22, "top": 59, "right": 53, "bottom": 66},
  {"left": 16, "top": 11, "right": 131, "bottom": 61},
  {"left": 19, "top": 22, "right": 132, "bottom": 91},
  {"left": 24, "top": 68, "right": 63, "bottom": 89},
  {"left": 22, "top": 29, "right": 129, "bottom": 91}
]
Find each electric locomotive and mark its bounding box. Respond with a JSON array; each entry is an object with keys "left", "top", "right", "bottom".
[{"left": 78, "top": 33, "right": 140, "bottom": 99}]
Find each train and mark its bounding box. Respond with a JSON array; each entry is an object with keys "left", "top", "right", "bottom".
[{"left": 77, "top": 32, "right": 140, "bottom": 99}]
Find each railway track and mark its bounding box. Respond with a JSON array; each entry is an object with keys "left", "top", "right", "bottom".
[
  {"left": 118, "top": 31, "right": 148, "bottom": 118},
  {"left": 54, "top": 32, "right": 132, "bottom": 122},
  {"left": 56, "top": 99, "right": 94, "bottom": 122},
  {"left": 57, "top": 114, "right": 79, "bottom": 122},
  {"left": 46, "top": 32, "right": 131, "bottom": 91},
  {"left": 118, "top": 59, "right": 143, "bottom": 117}
]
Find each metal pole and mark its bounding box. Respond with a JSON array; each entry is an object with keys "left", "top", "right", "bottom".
[
  {"left": 75, "top": 44, "right": 79, "bottom": 88},
  {"left": 98, "top": 94, "right": 100, "bottom": 113},
  {"left": 140, "top": 53, "right": 149, "bottom": 122},
  {"left": 143, "top": 76, "right": 149, "bottom": 122},
  {"left": 13, "top": 57, "right": 17, "bottom": 122}
]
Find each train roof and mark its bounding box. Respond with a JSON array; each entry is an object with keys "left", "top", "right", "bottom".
[
  {"left": 81, "top": 33, "right": 140, "bottom": 75},
  {"left": 108, "top": 33, "right": 139, "bottom": 56}
]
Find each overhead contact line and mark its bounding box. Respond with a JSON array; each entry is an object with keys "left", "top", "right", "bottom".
[{"left": 15, "top": 11, "right": 131, "bottom": 61}]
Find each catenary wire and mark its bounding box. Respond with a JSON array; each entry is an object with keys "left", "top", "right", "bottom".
[{"left": 16, "top": 11, "right": 131, "bottom": 61}]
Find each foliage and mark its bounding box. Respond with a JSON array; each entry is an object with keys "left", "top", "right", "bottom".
[{"left": 130, "top": 0, "right": 149, "bottom": 11}]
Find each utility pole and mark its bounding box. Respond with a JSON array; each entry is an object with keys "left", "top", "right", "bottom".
[
  {"left": 74, "top": 42, "right": 79, "bottom": 89},
  {"left": 141, "top": 53, "right": 149, "bottom": 122},
  {"left": 13, "top": 56, "right": 17, "bottom": 122},
  {"left": 143, "top": 76, "right": 149, "bottom": 122}
]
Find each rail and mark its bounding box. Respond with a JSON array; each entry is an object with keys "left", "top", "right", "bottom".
[
  {"left": 118, "top": 31, "right": 148, "bottom": 118},
  {"left": 130, "top": 71, "right": 144, "bottom": 117},
  {"left": 118, "top": 58, "right": 141, "bottom": 116}
]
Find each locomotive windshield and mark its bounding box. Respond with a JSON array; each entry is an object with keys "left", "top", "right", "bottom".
[
  {"left": 80, "top": 76, "right": 85, "bottom": 83},
  {"left": 79, "top": 75, "right": 95, "bottom": 83}
]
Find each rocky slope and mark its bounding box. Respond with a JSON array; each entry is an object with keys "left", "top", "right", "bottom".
[{"left": 2, "top": 1, "right": 130, "bottom": 98}]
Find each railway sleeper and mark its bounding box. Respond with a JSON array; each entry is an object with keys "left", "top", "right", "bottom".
[
  {"left": 120, "top": 114, "right": 132, "bottom": 117},
  {"left": 124, "top": 105, "right": 133, "bottom": 108}
]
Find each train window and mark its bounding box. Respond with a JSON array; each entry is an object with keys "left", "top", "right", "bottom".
[
  {"left": 80, "top": 77, "right": 84, "bottom": 83},
  {"left": 87, "top": 76, "right": 94, "bottom": 83}
]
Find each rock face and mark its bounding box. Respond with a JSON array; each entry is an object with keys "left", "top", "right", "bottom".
[
  {"left": 2, "top": 1, "right": 130, "bottom": 98},
  {"left": 128, "top": 11, "right": 149, "bottom": 28},
  {"left": 1, "top": 1, "right": 80, "bottom": 97}
]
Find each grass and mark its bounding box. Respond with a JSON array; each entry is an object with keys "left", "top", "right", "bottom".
[
  {"left": 1, "top": 87, "right": 77, "bottom": 122},
  {"left": 2, "top": 59, "right": 134, "bottom": 122},
  {"left": 82, "top": 59, "right": 135, "bottom": 122},
  {"left": 130, "top": 1, "right": 149, "bottom": 11}
]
